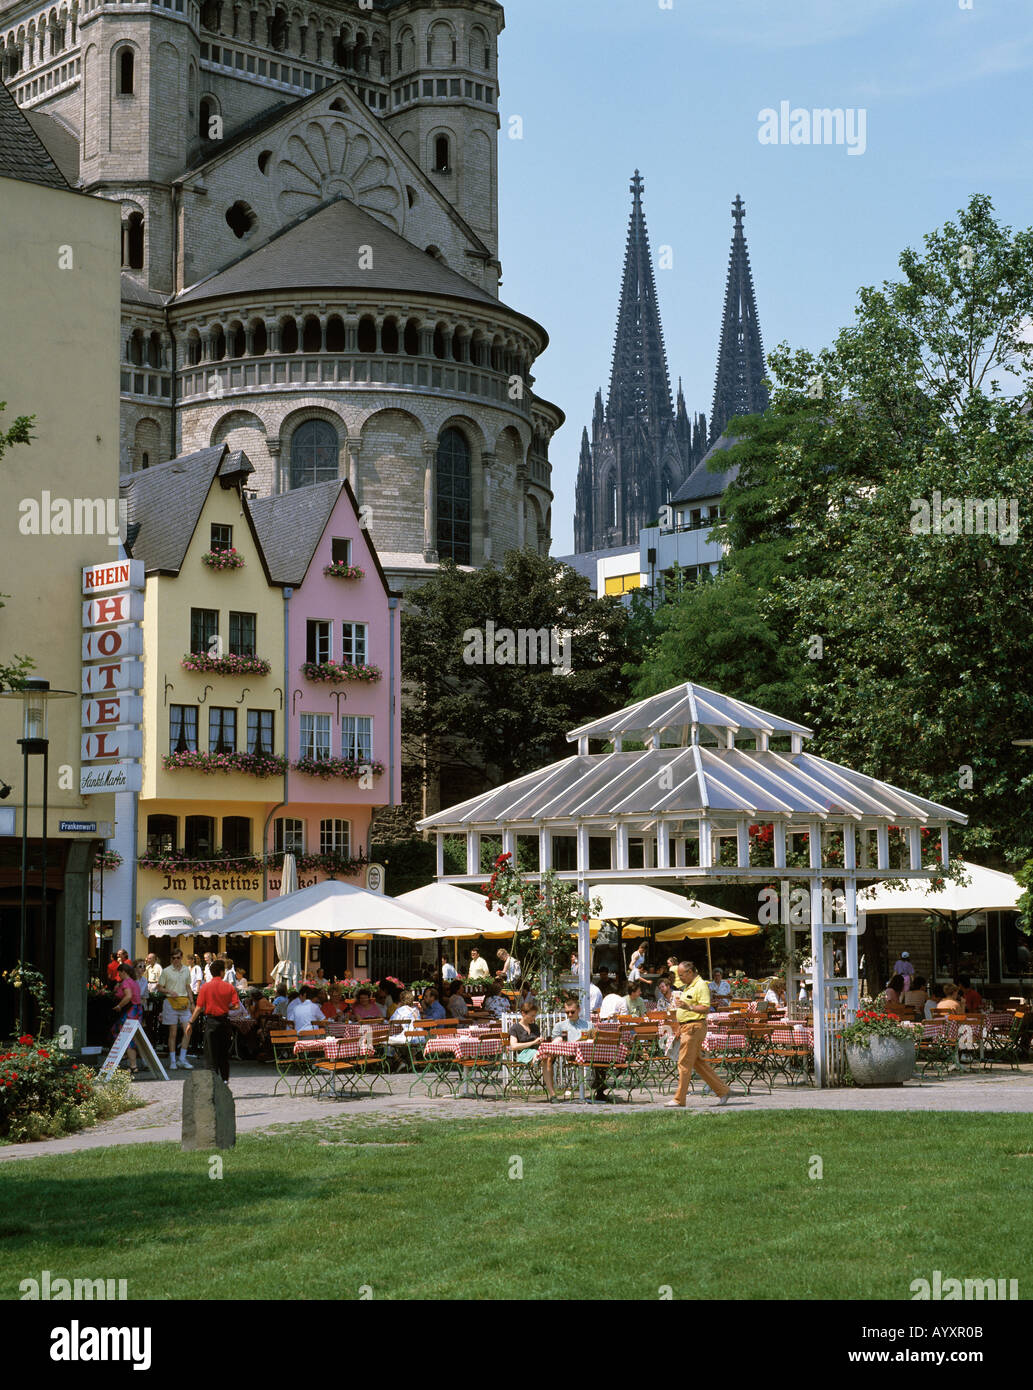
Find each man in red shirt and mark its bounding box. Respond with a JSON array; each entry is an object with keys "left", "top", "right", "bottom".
[
  {"left": 188, "top": 959, "right": 238, "bottom": 1081},
  {"left": 106, "top": 949, "right": 130, "bottom": 984}
]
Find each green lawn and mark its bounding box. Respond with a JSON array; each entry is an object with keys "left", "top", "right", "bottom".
[{"left": 1, "top": 1111, "right": 1029, "bottom": 1300}]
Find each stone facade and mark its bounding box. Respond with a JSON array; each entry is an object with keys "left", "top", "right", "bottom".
[{"left": 2, "top": 0, "right": 560, "bottom": 589}]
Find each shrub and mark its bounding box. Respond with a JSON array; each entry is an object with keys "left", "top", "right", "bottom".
[{"left": 0, "top": 1037, "right": 143, "bottom": 1142}]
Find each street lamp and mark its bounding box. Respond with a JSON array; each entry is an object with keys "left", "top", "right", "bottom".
[{"left": 0, "top": 679, "right": 75, "bottom": 1030}]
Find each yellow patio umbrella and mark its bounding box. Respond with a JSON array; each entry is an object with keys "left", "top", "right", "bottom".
[{"left": 655, "top": 917, "right": 762, "bottom": 978}]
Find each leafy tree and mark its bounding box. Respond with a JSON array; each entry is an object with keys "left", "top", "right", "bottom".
[
  {"left": 637, "top": 196, "right": 1033, "bottom": 864},
  {"left": 401, "top": 551, "right": 639, "bottom": 794}
]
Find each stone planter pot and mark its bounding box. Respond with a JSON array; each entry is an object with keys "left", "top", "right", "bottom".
[{"left": 846, "top": 1035, "right": 916, "bottom": 1087}]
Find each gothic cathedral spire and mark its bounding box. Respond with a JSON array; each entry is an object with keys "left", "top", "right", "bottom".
[
  {"left": 709, "top": 195, "right": 769, "bottom": 445},
  {"left": 574, "top": 172, "right": 686, "bottom": 553}
]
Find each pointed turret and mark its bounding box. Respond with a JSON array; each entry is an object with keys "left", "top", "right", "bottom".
[{"left": 710, "top": 194, "right": 769, "bottom": 445}]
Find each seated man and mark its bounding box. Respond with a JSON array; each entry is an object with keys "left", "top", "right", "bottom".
[
  {"left": 420, "top": 986, "right": 446, "bottom": 1020},
  {"left": 291, "top": 986, "right": 326, "bottom": 1034},
  {"left": 447, "top": 983, "right": 469, "bottom": 1021},
  {"left": 958, "top": 975, "right": 983, "bottom": 1013},
  {"left": 542, "top": 997, "right": 609, "bottom": 1103},
  {"left": 482, "top": 982, "right": 510, "bottom": 1020},
  {"left": 710, "top": 968, "right": 732, "bottom": 1002}
]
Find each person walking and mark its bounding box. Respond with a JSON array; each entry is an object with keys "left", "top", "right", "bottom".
[
  {"left": 158, "top": 948, "right": 194, "bottom": 1071},
  {"left": 665, "top": 960, "right": 731, "bottom": 1109},
  {"left": 112, "top": 961, "right": 143, "bottom": 1076},
  {"left": 189, "top": 959, "right": 239, "bottom": 1083}
]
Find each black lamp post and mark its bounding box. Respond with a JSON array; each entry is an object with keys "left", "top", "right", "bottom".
[{"left": 0, "top": 679, "right": 75, "bottom": 1031}]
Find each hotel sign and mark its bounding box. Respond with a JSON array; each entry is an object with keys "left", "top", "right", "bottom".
[{"left": 81, "top": 560, "right": 144, "bottom": 797}]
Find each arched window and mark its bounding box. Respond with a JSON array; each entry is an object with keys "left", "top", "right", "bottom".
[
  {"left": 222, "top": 816, "right": 251, "bottom": 856},
  {"left": 184, "top": 815, "right": 215, "bottom": 856},
  {"left": 147, "top": 331, "right": 162, "bottom": 368},
  {"left": 199, "top": 97, "right": 214, "bottom": 139},
  {"left": 117, "top": 46, "right": 134, "bottom": 95},
  {"left": 436, "top": 428, "right": 471, "bottom": 565},
  {"left": 381, "top": 317, "right": 399, "bottom": 354},
  {"left": 280, "top": 317, "right": 298, "bottom": 353},
  {"left": 403, "top": 319, "right": 420, "bottom": 355},
  {"left": 123, "top": 212, "right": 144, "bottom": 269},
  {"left": 301, "top": 315, "right": 321, "bottom": 352},
  {"left": 607, "top": 476, "right": 618, "bottom": 529},
  {"left": 433, "top": 135, "right": 450, "bottom": 173},
  {"left": 325, "top": 315, "right": 345, "bottom": 352},
  {"left": 357, "top": 315, "right": 377, "bottom": 353},
  {"left": 225, "top": 201, "right": 256, "bottom": 238},
  {"left": 290, "top": 420, "right": 339, "bottom": 489}
]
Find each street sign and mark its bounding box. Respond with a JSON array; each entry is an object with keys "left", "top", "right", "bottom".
[{"left": 80, "top": 762, "right": 143, "bottom": 794}]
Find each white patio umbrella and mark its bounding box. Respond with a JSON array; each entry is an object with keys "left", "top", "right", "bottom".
[
  {"left": 858, "top": 861, "right": 1022, "bottom": 977},
  {"left": 396, "top": 882, "right": 521, "bottom": 938},
  {"left": 588, "top": 883, "right": 747, "bottom": 981},
  {"left": 273, "top": 853, "right": 301, "bottom": 990},
  {"left": 213, "top": 878, "right": 458, "bottom": 940}
]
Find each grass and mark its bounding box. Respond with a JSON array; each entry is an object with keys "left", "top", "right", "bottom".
[{"left": 1, "top": 1110, "right": 1030, "bottom": 1300}]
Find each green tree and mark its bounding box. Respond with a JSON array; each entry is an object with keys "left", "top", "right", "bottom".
[{"left": 401, "top": 551, "right": 639, "bottom": 793}]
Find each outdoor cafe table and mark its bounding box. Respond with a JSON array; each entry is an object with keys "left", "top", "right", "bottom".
[
  {"left": 423, "top": 1031, "right": 504, "bottom": 1096},
  {"left": 537, "top": 1037, "right": 629, "bottom": 1099}
]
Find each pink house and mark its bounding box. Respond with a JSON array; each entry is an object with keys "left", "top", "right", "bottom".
[{"left": 250, "top": 479, "right": 400, "bottom": 963}]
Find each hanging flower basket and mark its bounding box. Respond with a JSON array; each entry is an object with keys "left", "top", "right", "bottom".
[
  {"left": 94, "top": 850, "right": 123, "bottom": 872},
  {"left": 323, "top": 562, "right": 365, "bottom": 580},
  {"left": 293, "top": 756, "right": 385, "bottom": 781},
  {"left": 201, "top": 548, "right": 245, "bottom": 570},
  {"left": 181, "top": 652, "right": 271, "bottom": 676},
  {"left": 300, "top": 661, "right": 382, "bottom": 684},
  {"left": 162, "top": 750, "right": 288, "bottom": 777}
]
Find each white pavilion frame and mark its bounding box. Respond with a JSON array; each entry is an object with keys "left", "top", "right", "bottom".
[{"left": 418, "top": 684, "right": 968, "bottom": 1086}]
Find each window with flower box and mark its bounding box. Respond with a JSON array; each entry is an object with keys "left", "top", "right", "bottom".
[
  {"left": 146, "top": 814, "right": 177, "bottom": 855},
  {"left": 331, "top": 537, "right": 352, "bottom": 565},
  {"left": 190, "top": 607, "right": 219, "bottom": 654},
  {"left": 341, "top": 715, "right": 372, "bottom": 762},
  {"left": 300, "top": 712, "right": 331, "bottom": 761},
  {"left": 209, "top": 706, "right": 236, "bottom": 754},
  {"left": 306, "top": 619, "right": 331, "bottom": 665},
  {"left": 320, "top": 818, "right": 350, "bottom": 856},
  {"left": 228, "top": 611, "right": 256, "bottom": 656},
  {"left": 247, "top": 708, "right": 274, "bottom": 755},
  {"left": 274, "top": 817, "right": 305, "bottom": 854},
  {"left": 222, "top": 816, "right": 251, "bottom": 856},
  {"left": 170, "top": 704, "right": 199, "bottom": 753},
  {"left": 210, "top": 523, "right": 233, "bottom": 552},
  {"left": 341, "top": 622, "right": 368, "bottom": 666},
  {"left": 185, "top": 815, "right": 215, "bottom": 855}
]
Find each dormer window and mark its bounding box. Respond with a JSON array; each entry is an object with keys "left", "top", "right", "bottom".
[{"left": 211, "top": 523, "right": 233, "bottom": 552}]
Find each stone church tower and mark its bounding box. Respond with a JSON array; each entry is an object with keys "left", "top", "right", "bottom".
[
  {"left": 1, "top": 0, "right": 560, "bottom": 590},
  {"left": 575, "top": 182, "right": 767, "bottom": 555}
]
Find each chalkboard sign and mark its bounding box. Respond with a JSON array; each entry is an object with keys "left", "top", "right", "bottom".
[{"left": 97, "top": 1018, "right": 168, "bottom": 1082}]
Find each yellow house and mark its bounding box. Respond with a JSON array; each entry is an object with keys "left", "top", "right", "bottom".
[{"left": 0, "top": 82, "right": 121, "bottom": 1040}]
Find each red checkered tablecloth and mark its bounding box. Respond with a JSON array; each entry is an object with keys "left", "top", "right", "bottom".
[
  {"left": 294, "top": 1036, "right": 372, "bottom": 1060},
  {"left": 424, "top": 1034, "right": 502, "bottom": 1059},
  {"left": 703, "top": 1033, "right": 746, "bottom": 1053},
  {"left": 538, "top": 1039, "right": 627, "bottom": 1065}
]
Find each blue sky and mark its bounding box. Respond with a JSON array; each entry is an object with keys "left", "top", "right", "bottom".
[{"left": 494, "top": 0, "right": 1033, "bottom": 553}]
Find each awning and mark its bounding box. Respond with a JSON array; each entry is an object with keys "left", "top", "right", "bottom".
[{"left": 141, "top": 898, "right": 197, "bottom": 937}]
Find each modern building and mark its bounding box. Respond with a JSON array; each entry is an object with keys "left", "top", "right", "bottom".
[
  {"left": 575, "top": 183, "right": 768, "bottom": 556},
  {"left": 0, "top": 78, "right": 122, "bottom": 1040},
  {"left": 117, "top": 443, "right": 400, "bottom": 979},
  {"left": 0, "top": 0, "right": 562, "bottom": 590}
]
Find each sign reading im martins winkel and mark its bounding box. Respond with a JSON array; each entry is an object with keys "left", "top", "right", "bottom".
[{"left": 80, "top": 559, "right": 144, "bottom": 797}]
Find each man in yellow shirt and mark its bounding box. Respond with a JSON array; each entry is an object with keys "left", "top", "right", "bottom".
[{"left": 665, "top": 960, "right": 731, "bottom": 1107}]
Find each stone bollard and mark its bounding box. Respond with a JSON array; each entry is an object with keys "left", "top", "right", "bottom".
[{"left": 181, "top": 1069, "right": 236, "bottom": 1151}]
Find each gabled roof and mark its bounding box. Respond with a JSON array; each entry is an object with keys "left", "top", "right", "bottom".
[
  {"left": 248, "top": 477, "right": 392, "bottom": 595},
  {"left": 0, "top": 78, "right": 69, "bottom": 190},
  {"left": 122, "top": 445, "right": 262, "bottom": 576},
  {"left": 174, "top": 194, "right": 498, "bottom": 310},
  {"left": 672, "top": 434, "right": 738, "bottom": 505}
]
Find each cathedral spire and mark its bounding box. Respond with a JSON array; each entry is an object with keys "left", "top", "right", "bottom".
[
  {"left": 710, "top": 194, "right": 769, "bottom": 445},
  {"left": 607, "top": 170, "right": 674, "bottom": 433}
]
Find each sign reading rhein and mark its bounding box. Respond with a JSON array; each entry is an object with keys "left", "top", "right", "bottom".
[{"left": 81, "top": 559, "right": 144, "bottom": 797}]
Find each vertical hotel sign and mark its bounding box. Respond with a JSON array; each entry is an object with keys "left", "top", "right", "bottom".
[{"left": 81, "top": 560, "right": 145, "bottom": 795}]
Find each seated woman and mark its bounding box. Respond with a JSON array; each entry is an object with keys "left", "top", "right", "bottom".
[
  {"left": 763, "top": 978, "right": 786, "bottom": 1008},
  {"left": 936, "top": 983, "right": 964, "bottom": 1014},
  {"left": 351, "top": 989, "right": 382, "bottom": 1020},
  {"left": 447, "top": 983, "right": 470, "bottom": 1021},
  {"left": 321, "top": 985, "right": 345, "bottom": 1020},
  {"left": 387, "top": 990, "right": 419, "bottom": 1042},
  {"left": 509, "top": 1003, "right": 542, "bottom": 1062},
  {"left": 482, "top": 982, "right": 510, "bottom": 1022},
  {"left": 883, "top": 973, "right": 907, "bottom": 1006},
  {"left": 903, "top": 974, "right": 928, "bottom": 1013},
  {"left": 924, "top": 983, "right": 945, "bottom": 1020}
]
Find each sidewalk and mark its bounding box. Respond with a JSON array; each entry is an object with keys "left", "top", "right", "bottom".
[{"left": 2, "top": 1061, "right": 1032, "bottom": 1162}]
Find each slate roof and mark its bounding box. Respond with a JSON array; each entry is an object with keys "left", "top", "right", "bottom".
[
  {"left": 121, "top": 274, "right": 169, "bottom": 308},
  {"left": 24, "top": 108, "right": 79, "bottom": 185},
  {"left": 0, "top": 78, "right": 69, "bottom": 190},
  {"left": 175, "top": 195, "right": 498, "bottom": 310},
  {"left": 122, "top": 445, "right": 256, "bottom": 574},
  {"left": 672, "top": 434, "right": 739, "bottom": 505},
  {"left": 249, "top": 477, "right": 393, "bottom": 594}
]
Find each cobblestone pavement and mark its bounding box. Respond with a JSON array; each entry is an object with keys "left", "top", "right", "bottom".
[{"left": 2, "top": 1061, "right": 1031, "bottom": 1163}]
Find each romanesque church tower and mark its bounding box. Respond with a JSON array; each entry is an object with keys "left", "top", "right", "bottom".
[{"left": 1, "top": 0, "right": 560, "bottom": 590}]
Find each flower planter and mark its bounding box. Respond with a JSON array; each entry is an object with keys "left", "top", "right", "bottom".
[
  {"left": 181, "top": 653, "right": 271, "bottom": 676},
  {"left": 323, "top": 563, "right": 365, "bottom": 580},
  {"left": 300, "top": 661, "right": 382, "bottom": 684},
  {"left": 846, "top": 1035, "right": 916, "bottom": 1087},
  {"left": 201, "top": 549, "right": 244, "bottom": 571}
]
